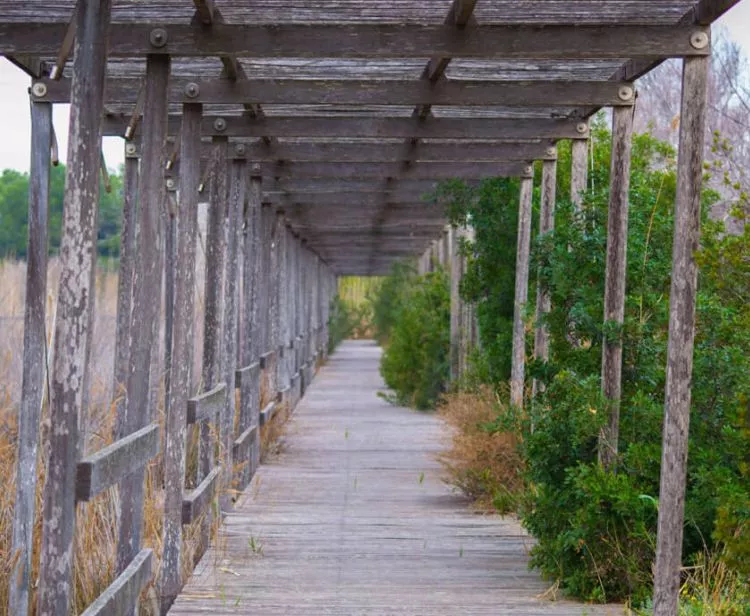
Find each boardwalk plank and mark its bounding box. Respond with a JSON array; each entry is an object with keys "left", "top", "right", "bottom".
[{"left": 169, "top": 341, "right": 622, "bottom": 616}]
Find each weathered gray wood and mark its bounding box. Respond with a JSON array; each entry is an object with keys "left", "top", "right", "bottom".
[
  {"left": 219, "top": 157, "right": 244, "bottom": 508},
  {"left": 264, "top": 162, "right": 527, "bottom": 180},
  {"left": 39, "top": 77, "right": 636, "bottom": 107},
  {"left": 80, "top": 549, "right": 152, "bottom": 616},
  {"left": 9, "top": 99, "right": 52, "bottom": 616},
  {"left": 532, "top": 155, "right": 557, "bottom": 396},
  {"left": 76, "top": 424, "right": 160, "bottom": 501},
  {"left": 38, "top": 3, "right": 110, "bottom": 614},
  {"left": 233, "top": 424, "right": 259, "bottom": 459},
  {"left": 182, "top": 466, "right": 222, "bottom": 524},
  {"left": 510, "top": 176, "right": 533, "bottom": 409},
  {"left": 598, "top": 105, "right": 633, "bottom": 469},
  {"left": 4, "top": 23, "right": 710, "bottom": 58},
  {"left": 113, "top": 150, "right": 138, "bottom": 421},
  {"left": 449, "top": 228, "right": 461, "bottom": 382},
  {"left": 170, "top": 341, "right": 617, "bottom": 616},
  {"left": 570, "top": 136, "right": 588, "bottom": 208},
  {"left": 653, "top": 54, "right": 709, "bottom": 616},
  {"left": 259, "top": 351, "right": 274, "bottom": 370},
  {"left": 116, "top": 53, "right": 170, "bottom": 576},
  {"left": 276, "top": 215, "right": 291, "bottom": 391},
  {"left": 187, "top": 383, "right": 227, "bottom": 424},
  {"left": 103, "top": 115, "right": 589, "bottom": 141},
  {"left": 259, "top": 400, "right": 278, "bottom": 426},
  {"left": 164, "top": 192, "right": 176, "bottom": 408},
  {"left": 160, "top": 102, "right": 202, "bottom": 615},
  {"left": 235, "top": 362, "right": 261, "bottom": 386}
]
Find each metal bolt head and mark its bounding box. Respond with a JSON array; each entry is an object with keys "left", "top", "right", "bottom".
[
  {"left": 31, "top": 82, "right": 47, "bottom": 98},
  {"left": 251, "top": 162, "right": 262, "bottom": 176},
  {"left": 150, "top": 28, "right": 168, "bottom": 48},
  {"left": 166, "top": 178, "right": 176, "bottom": 190},
  {"left": 524, "top": 165, "right": 533, "bottom": 176},
  {"left": 125, "top": 143, "right": 137, "bottom": 156},
  {"left": 576, "top": 122, "right": 588, "bottom": 134},
  {"left": 213, "top": 117, "right": 227, "bottom": 132},
  {"left": 690, "top": 30, "right": 709, "bottom": 50},
  {"left": 618, "top": 85, "right": 634, "bottom": 102},
  {"left": 184, "top": 82, "right": 200, "bottom": 98},
  {"left": 234, "top": 143, "right": 246, "bottom": 156},
  {"left": 546, "top": 146, "right": 556, "bottom": 157}
]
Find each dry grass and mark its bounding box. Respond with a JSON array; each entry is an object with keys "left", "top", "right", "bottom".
[{"left": 437, "top": 387, "right": 525, "bottom": 513}]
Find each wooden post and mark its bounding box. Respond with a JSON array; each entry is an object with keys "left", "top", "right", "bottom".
[
  {"left": 510, "top": 173, "right": 533, "bottom": 409},
  {"left": 276, "top": 214, "right": 290, "bottom": 391},
  {"left": 571, "top": 137, "right": 588, "bottom": 209},
  {"left": 9, "top": 99, "right": 52, "bottom": 616},
  {"left": 113, "top": 147, "right": 138, "bottom": 408},
  {"left": 598, "top": 105, "right": 633, "bottom": 468},
  {"left": 266, "top": 203, "right": 279, "bottom": 396},
  {"left": 198, "top": 136, "right": 228, "bottom": 557},
  {"left": 38, "top": 2, "right": 111, "bottom": 613},
  {"left": 160, "top": 103, "right": 202, "bottom": 614},
  {"left": 220, "top": 157, "right": 244, "bottom": 507},
  {"left": 164, "top": 187, "right": 176, "bottom": 408},
  {"left": 449, "top": 226, "right": 462, "bottom": 381},
  {"left": 116, "top": 53, "right": 170, "bottom": 575},
  {"left": 533, "top": 153, "right": 557, "bottom": 396},
  {"left": 460, "top": 225, "right": 478, "bottom": 376},
  {"left": 653, "top": 54, "right": 709, "bottom": 616}
]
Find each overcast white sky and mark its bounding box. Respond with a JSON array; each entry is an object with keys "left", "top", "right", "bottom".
[{"left": 1, "top": 3, "right": 749, "bottom": 173}]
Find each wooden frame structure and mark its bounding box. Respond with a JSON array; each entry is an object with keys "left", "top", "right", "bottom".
[{"left": 1, "top": 1, "right": 735, "bottom": 615}]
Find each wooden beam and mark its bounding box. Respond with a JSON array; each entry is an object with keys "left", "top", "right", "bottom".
[
  {"left": 268, "top": 193, "right": 436, "bottom": 206},
  {"left": 75, "top": 424, "right": 160, "bottom": 501},
  {"left": 38, "top": 77, "right": 636, "bottom": 107},
  {"left": 599, "top": 105, "right": 634, "bottom": 469},
  {"left": 260, "top": 161, "right": 531, "bottom": 180},
  {"left": 510, "top": 176, "right": 533, "bottom": 409},
  {"left": 571, "top": 137, "right": 588, "bottom": 208},
  {"left": 653, "top": 54, "right": 710, "bottom": 616},
  {"left": 182, "top": 466, "right": 221, "bottom": 524},
  {"left": 1, "top": 23, "right": 711, "bottom": 59},
  {"left": 38, "top": 2, "right": 111, "bottom": 613},
  {"left": 103, "top": 115, "right": 590, "bottom": 140},
  {"left": 79, "top": 549, "right": 152, "bottom": 616},
  {"left": 187, "top": 383, "right": 227, "bottom": 424}
]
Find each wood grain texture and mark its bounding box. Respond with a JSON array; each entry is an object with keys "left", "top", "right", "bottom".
[
  {"left": 187, "top": 383, "right": 228, "bottom": 425},
  {"left": 169, "top": 341, "right": 621, "bottom": 615},
  {"left": 80, "top": 549, "right": 153, "bottom": 616}
]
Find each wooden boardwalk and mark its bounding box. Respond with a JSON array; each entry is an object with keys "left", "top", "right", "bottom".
[{"left": 170, "top": 340, "right": 622, "bottom": 615}]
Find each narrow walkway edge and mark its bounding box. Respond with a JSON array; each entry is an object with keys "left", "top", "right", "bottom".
[{"left": 169, "top": 340, "right": 622, "bottom": 615}]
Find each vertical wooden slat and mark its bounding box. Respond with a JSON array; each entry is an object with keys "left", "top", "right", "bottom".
[
  {"left": 533, "top": 154, "right": 557, "bottom": 396},
  {"left": 160, "top": 103, "right": 202, "bottom": 614},
  {"left": 571, "top": 137, "right": 588, "bottom": 208},
  {"left": 219, "top": 157, "right": 243, "bottom": 506},
  {"left": 276, "top": 215, "right": 289, "bottom": 390},
  {"left": 113, "top": 149, "right": 138, "bottom": 408},
  {"left": 598, "top": 105, "right": 633, "bottom": 468},
  {"left": 9, "top": 99, "right": 52, "bottom": 616},
  {"left": 116, "top": 54, "right": 170, "bottom": 575},
  {"left": 653, "top": 54, "right": 709, "bottom": 616},
  {"left": 510, "top": 175, "right": 533, "bottom": 409},
  {"left": 164, "top": 192, "right": 176, "bottom": 409},
  {"left": 449, "top": 226, "right": 462, "bottom": 381},
  {"left": 38, "top": 2, "right": 111, "bottom": 613},
  {"left": 265, "top": 202, "right": 279, "bottom": 396},
  {"left": 198, "top": 136, "right": 228, "bottom": 557}
]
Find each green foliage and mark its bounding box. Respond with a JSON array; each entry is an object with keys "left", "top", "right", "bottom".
[
  {"left": 327, "top": 294, "right": 356, "bottom": 353},
  {"left": 369, "top": 260, "right": 417, "bottom": 345},
  {"left": 378, "top": 266, "right": 451, "bottom": 410},
  {"left": 0, "top": 163, "right": 124, "bottom": 258},
  {"left": 436, "top": 115, "right": 750, "bottom": 605}
]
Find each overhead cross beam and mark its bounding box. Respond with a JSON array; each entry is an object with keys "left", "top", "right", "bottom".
[
  {"left": 36, "top": 77, "right": 637, "bottom": 107},
  {"left": 0, "top": 23, "right": 711, "bottom": 59}
]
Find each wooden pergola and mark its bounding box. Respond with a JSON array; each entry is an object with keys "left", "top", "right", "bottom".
[{"left": 0, "top": 1, "right": 737, "bottom": 615}]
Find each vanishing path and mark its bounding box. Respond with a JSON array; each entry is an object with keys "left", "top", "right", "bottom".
[{"left": 170, "top": 340, "right": 621, "bottom": 615}]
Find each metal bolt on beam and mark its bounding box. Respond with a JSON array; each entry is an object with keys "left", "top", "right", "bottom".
[
  {"left": 184, "top": 82, "right": 200, "bottom": 98},
  {"left": 618, "top": 85, "right": 634, "bottom": 101},
  {"left": 125, "top": 142, "right": 138, "bottom": 157},
  {"left": 576, "top": 122, "right": 588, "bottom": 134},
  {"left": 31, "top": 82, "right": 47, "bottom": 98},
  {"left": 149, "top": 28, "right": 168, "bottom": 48},
  {"left": 234, "top": 143, "right": 246, "bottom": 156},
  {"left": 165, "top": 178, "right": 176, "bottom": 191},
  {"left": 213, "top": 117, "right": 227, "bottom": 132},
  {"left": 690, "top": 31, "right": 709, "bottom": 50}
]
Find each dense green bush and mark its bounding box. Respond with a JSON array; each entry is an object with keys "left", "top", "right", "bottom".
[
  {"left": 378, "top": 266, "right": 450, "bottom": 410},
  {"left": 369, "top": 260, "right": 417, "bottom": 345},
  {"left": 439, "top": 117, "right": 749, "bottom": 605},
  {"left": 327, "top": 294, "right": 356, "bottom": 353}
]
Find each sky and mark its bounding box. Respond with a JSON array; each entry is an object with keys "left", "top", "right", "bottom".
[{"left": 0, "top": 2, "right": 749, "bottom": 174}]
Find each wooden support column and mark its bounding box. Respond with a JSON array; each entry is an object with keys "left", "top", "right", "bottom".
[
  {"left": 160, "top": 102, "right": 202, "bottom": 614},
  {"left": 510, "top": 173, "right": 533, "bottom": 409},
  {"left": 9, "top": 99, "right": 52, "bottom": 616},
  {"left": 240, "top": 165, "right": 262, "bottom": 483},
  {"left": 571, "top": 136, "right": 589, "bottom": 209},
  {"left": 116, "top": 53, "right": 170, "bottom": 575},
  {"left": 598, "top": 105, "right": 634, "bottom": 468},
  {"left": 276, "top": 213, "right": 290, "bottom": 391},
  {"left": 533, "top": 152, "right": 557, "bottom": 396},
  {"left": 653, "top": 54, "right": 709, "bottom": 616},
  {"left": 449, "top": 226, "right": 462, "bottom": 382},
  {"left": 460, "top": 225, "right": 478, "bottom": 376},
  {"left": 38, "top": 2, "right": 111, "bottom": 613},
  {"left": 220, "top": 156, "right": 244, "bottom": 506},
  {"left": 197, "top": 136, "right": 228, "bottom": 557},
  {"left": 113, "top": 145, "right": 138, "bottom": 409},
  {"left": 265, "top": 203, "right": 279, "bottom": 396}
]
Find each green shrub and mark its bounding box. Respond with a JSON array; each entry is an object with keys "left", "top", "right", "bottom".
[
  {"left": 379, "top": 268, "right": 450, "bottom": 410},
  {"left": 369, "top": 260, "right": 417, "bottom": 345},
  {"left": 327, "top": 294, "right": 356, "bottom": 353}
]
